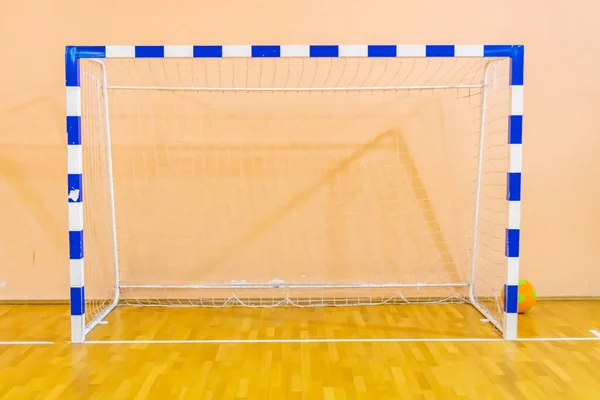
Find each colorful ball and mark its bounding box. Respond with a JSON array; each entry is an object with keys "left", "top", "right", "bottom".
[{"left": 501, "top": 279, "right": 536, "bottom": 314}]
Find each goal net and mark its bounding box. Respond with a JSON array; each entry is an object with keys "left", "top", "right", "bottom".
[{"left": 79, "top": 55, "right": 510, "bottom": 334}]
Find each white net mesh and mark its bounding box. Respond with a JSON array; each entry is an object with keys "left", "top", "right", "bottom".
[
  {"left": 470, "top": 59, "right": 511, "bottom": 330},
  {"left": 78, "top": 56, "right": 510, "bottom": 330},
  {"left": 80, "top": 60, "right": 118, "bottom": 330}
]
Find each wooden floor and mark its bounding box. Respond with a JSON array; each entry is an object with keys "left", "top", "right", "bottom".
[{"left": 1, "top": 302, "right": 599, "bottom": 399}]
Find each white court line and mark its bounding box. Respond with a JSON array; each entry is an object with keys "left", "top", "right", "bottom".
[
  {"left": 518, "top": 337, "right": 600, "bottom": 342},
  {"left": 0, "top": 341, "right": 54, "bottom": 345},
  {"left": 82, "top": 338, "right": 502, "bottom": 344},
  {"left": 79, "top": 336, "right": 600, "bottom": 345},
  {"left": 3, "top": 336, "right": 600, "bottom": 345},
  {"left": 2, "top": 337, "right": 599, "bottom": 345}
]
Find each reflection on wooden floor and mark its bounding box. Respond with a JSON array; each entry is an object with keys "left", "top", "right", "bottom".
[
  {"left": 1, "top": 302, "right": 600, "bottom": 399},
  {"left": 518, "top": 300, "right": 600, "bottom": 338},
  {"left": 88, "top": 303, "right": 499, "bottom": 341}
]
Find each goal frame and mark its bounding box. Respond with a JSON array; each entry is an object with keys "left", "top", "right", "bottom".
[{"left": 65, "top": 44, "right": 524, "bottom": 343}]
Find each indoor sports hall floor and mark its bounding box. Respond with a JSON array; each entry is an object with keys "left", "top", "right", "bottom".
[{"left": 1, "top": 301, "right": 599, "bottom": 399}]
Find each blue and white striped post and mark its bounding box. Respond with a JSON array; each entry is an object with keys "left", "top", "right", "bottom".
[
  {"left": 505, "top": 45, "right": 524, "bottom": 340},
  {"left": 66, "top": 46, "right": 85, "bottom": 343},
  {"left": 66, "top": 44, "right": 523, "bottom": 341}
]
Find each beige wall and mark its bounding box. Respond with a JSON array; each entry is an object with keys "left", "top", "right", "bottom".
[{"left": 1, "top": 0, "right": 600, "bottom": 299}]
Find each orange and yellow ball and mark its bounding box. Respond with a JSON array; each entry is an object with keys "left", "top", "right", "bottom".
[{"left": 501, "top": 279, "right": 536, "bottom": 314}]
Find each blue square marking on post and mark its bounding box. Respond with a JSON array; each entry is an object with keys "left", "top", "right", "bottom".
[
  {"left": 68, "top": 174, "right": 83, "bottom": 203},
  {"left": 65, "top": 46, "right": 80, "bottom": 87},
  {"left": 193, "top": 45, "right": 223, "bottom": 58},
  {"left": 76, "top": 46, "right": 106, "bottom": 58},
  {"left": 503, "top": 284, "right": 518, "bottom": 313},
  {"left": 483, "top": 45, "right": 513, "bottom": 58},
  {"left": 252, "top": 45, "right": 280, "bottom": 58},
  {"left": 426, "top": 45, "right": 454, "bottom": 57},
  {"left": 135, "top": 46, "right": 165, "bottom": 58},
  {"left": 70, "top": 286, "right": 85, "bottom": 315},
  {"left": 368, "top": 45, "right": 397, "bottom": 57},
  {"left": 510, "top": 45, "right": 524, "bottom": 85},
  {"left": 509, "top": 115, "right": 523, "bottom": 144},
  {"left": 66, "top": 116, "right": 82, "bottom": 145},
  {"left": 69, "top": 230, "right": 84, "bottom": 259},
  {"left": 310, "top": 45, "right": 339, "bottom": 57},
  {"left": 505, "top": 229, "right": 520, "bottom": 257},
  {"left": 507, "top": 172, "right": 522, "bottom": 201}
]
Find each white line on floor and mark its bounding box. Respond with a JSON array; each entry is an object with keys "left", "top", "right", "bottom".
[
  {"left": 518, "top": 336, "right": 600, "bottom": 342},
  {"left": 79, "top": 338, "right": 503, "bottom": 344},
  {"left": 78, "top": 336, "right": 600, "bottom": 345},
  {"left": 4, "top": 336, "right": 600, "bottom": 346},
  {"left": 81, "top": 337, "right": 502, "bottom": 344},
  {"left": 0, "top": 341, "right": 54, "bottom": 345}
]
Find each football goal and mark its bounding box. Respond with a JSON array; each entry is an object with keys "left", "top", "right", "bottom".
[{"left": 66, "top": 44, "right": 524, "bottom": 342}]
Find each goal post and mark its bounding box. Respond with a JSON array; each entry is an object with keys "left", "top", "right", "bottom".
[{"left": 65, "top": 44, "right": 524, "bottom": 343}]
